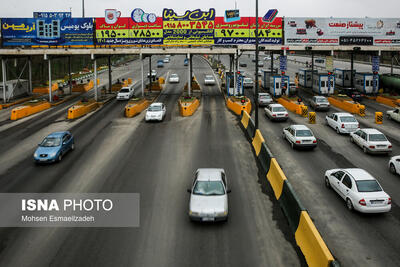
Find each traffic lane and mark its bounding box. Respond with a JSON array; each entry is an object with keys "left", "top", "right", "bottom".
[
  {"left": 255, "top": 111, "right": 400, "bottom": 267},
  {"left": 0, "top": 56, "right": 302, "bottom": 267}
]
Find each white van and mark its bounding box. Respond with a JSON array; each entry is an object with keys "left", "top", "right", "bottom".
[{"left": 116, "top": 84, "right": 135, "bottom": 100}]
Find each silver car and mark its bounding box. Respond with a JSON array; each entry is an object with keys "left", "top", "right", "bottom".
[
  {"left": 258, "top": 93, "right": 273, "bottom": 107},
  {"left": 204, "top": 75, "right": 216, "bottom": 85},
  {"left": 188, "top": 168, "right": 230, "bottom": 222},
  {"left": 310, "top": 96, "right": 330, "bottom": 111}
]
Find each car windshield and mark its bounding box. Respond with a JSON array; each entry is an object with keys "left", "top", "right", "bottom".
[
  {"left": 356, "top": 180, "right": 382, "bottom": 192},
  {"left": 170, "top": 74, "right": 178, "bottom": 78},
  {"left": 259, "top": 95, "right": 270, "bottom": 99},
  {"left": 340, "top": 116, "right": 356, "bottom": 122},
  {"left": 148, "top": 106, "right": 162, "bottom": 111},
  {"left": 193, "top": 181, "right": 225, "bottom": 196},
  {"left": 40, "top": 137, "right": 61, "bottom": 147},
  {"left": 273, "top": 107, "right": 286, "bottom": 112},
  {"left": 296, "top": 130, "right": 313, "bottom": 137},
  {"left": 205, "top": 75, "right": 214, "bottom": 80},
  {"left": 120, "top": 89, "right": 129, "bottom": 93},
  {"left": 316, "top": 98, "right": 328, "bottom": 103},
  {"left": 369, "top": 134, "right": 387, "bottom": 142}
]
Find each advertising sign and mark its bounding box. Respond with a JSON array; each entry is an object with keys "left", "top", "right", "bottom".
[
  {"left": 214, "top": 17, "right": 250, "bottom": 44},
  {"left": 224, "top": 10, "right": 240, "bottom": 23},
  {"left": 284, "top": 17, "right": 400, "bottom": 46},
  {"left": 249, "top": 17, "right": 282, "bottom": 44},
  {"left": 279, "top": 55, "right": 287, "bottom": 71},
  {"left": 162, "top": 8, "right": 215, "bottom": 45},
  {"left": 2, "top": 18, "right": 93, "bottom": 46}
]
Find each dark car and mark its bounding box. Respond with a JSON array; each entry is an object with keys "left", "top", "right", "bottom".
[
  {"left": 239, "top": 62, "right": 247, "bottom": 67},
  {"left": 338, "top": 88, "right": 363, "bottom": 102}
]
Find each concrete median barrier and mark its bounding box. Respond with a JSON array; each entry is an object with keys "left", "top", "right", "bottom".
[
  {"left": 32, "top": 83, "right": 58, "bottom": 94},
  {"left": 10, "top": 100, "right": 51, "bottom": 120},
  {"left": 328, "top": 96, "right": 365, "bottom": 116},
  {"left": 278, "top": 180, "right": 305, "bottom": 233},
  {"left": 226, "top": 97, "right": 251, "bottom": 116},
  {"left": 178, "top": 97, "right": 200, "bottom": 117},
  {"left": 125, "top": 99, "right": 150, "bottom": 118},
  {"left": 266, "top": 158, "right": 287, "bottom": 200},
  {"left": 67, "top": 99, "right": 99, "bottom": 119},
  {"left": 376, "top": 96, "right": 400, "bottom": 108},
  {"left": 0, "top": 96, "right": 34, "bottom": 109},
  {"left": 240, "top": 110, "right": 255, "bottom": 141},
  {"left": 252, "top": 129, "right": 265, "bottom": 156}
]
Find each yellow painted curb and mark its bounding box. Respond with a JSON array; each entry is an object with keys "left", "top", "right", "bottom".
[
  {"left": 0, "top": 96, "right": 34, "bottom": 109},
  {"left": 376, "top": 96, "right": 399, "bottom": 108},
  {"left": 266, "top": 158, "right": 287, "bottom": 200},
  {"left": 179, "top": 98, "right": 200, "bottom": 117},
  {"left": 10, "top": 101, "right": 51, "bottom": 120},
  {"left": 252, "top": 129, "right": 265, "bottom": 156},
  {"left": 67, "top": 99, "right": 99, "bottom": 119},
  {"left": 226, "top": 97, "right": 251, "bottom": 116},
  {"left": 295, "top": 211, "right": 335, "bottom": 267},
  {"left": 328, "top": 97, "right": 365, "bottom": 116},
  {"left": 125, "top": 99, "right": 150, "bottom": 118}
]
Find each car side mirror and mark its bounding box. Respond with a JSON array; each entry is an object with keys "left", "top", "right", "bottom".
[
  {"left": 227, "top": 189, "right": 232, "bottom": 193},
  {"left": 187, "top": 189, "right": 191, "bottom": 193}
]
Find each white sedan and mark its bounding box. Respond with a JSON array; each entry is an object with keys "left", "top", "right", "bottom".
[
  {"left": 265, "top": 104, "right": 288, "bottom": 121},
  {"left": 389, "top": 155, "right": 400, "bottom": 175},
  {"left": 282, "top": 125, "right": 317, "bottom": 149},
  {"left": 386, "top": 107, "right": 400, "bottom": 122},
  {"left": 204, "top": 75, "right": 216, "bottom": 85},
  {"left": 324, "top": 168, "right": 391, "bottom": 213},
  {"left": 350, "top": 128, "right": 392, "bottom": 154},
  {"left": 145, "top": 103, "right": 166, "bottom": 122},
  {"left": 169, "top": 73, "right": 180, "bottom": 83},
  {"left": 325, "top": 112, "right": 359, "bottom": 134},
  {"left": 188, "top": 168, "right": 230, "bottom": 222}
]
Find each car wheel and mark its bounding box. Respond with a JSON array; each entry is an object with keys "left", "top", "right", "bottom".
[
  {"left": 336, "top": 127, "right": 340, "bottom": 134},
  {"left": 71, "top": 143, "right": 75, "bottom": 151},
  {"left": 387, "top": 114, "right": 391, "bottom": 120},
  {"left": 350, "top": 137, "right": 354, "bottom": 143},
  {"left": 325, "top": 176, "right": 331, "bottom": 188},
  {"left": 363, "top": 147, "right": 368, "bottom": 154},
  {"left": 57, "top": 154, "right": 62, "bottom": 162},
  {"left": 346, "top": 198, "right": 354, "bottom": 211},
  {"left": 389, "top": 163, "right": 397, "bottom": 174}
]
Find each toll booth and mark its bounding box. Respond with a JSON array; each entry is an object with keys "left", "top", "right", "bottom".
[
  {"left": 269, "top": 75, "right": 290, "bottom": 97},
  {"left": 0, "top": 79, "right": 29, "bottom": 100},
  {"left": 225, "top": 72, "right": 244, "bottom": 96},
  {"left": 312, "top": 73, "right": 335, "bottom": 95},
  {"left": 354, "top": 72, "right": 379, "bottom": 94},
  {"left": 335, "top": 68, "right": 355, "bottom": 87},
  {"left": 298, "top": 69, "right": 318, "bottom": 88},
  {"left": 261, "top": 69, "right": 277, "bottom": 90}
]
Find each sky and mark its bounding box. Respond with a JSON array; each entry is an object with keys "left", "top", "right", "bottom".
[{"left": 1, "top": 0, "right": 399, "bottom": 18}]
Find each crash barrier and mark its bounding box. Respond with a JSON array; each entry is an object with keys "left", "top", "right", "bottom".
[
  {"left": 67, "top": 99, "right": 99, "bottom": 119},
  {"left": 159, "top": 77, "right": 165, "bottom": 84},
  {"left": 10, "top": 100, "right": 51, "bottom": 120},
  {"left": 240, "top": 109, "right": 255, "bottom": 141},
  {"left": 376, "top": 96, "right": 400, "bottom": 108},
  {"left": 239, "top": 110, "right": 339, "bottom": 267},
  {"left": 125, "top": 99, "right": 150, "bottom": 118},
  {"left": 0, "top": 96, "right": 34, "bottom": 109},
  {"left": 309, "top": 112, "right": 316, "bottom": 124},
  {"left": 226, "top": 97, "right": 251, "bottom": 116},
  {"left": 276, "top": 97, "right": 308, "bottom": 116},
  {"left": 328, "top": 97, "right": 365, "bottom": 116},
  {"left": 375, "top": 112, "right": 383, "bottom": 124},
  {"left": 128, "top": 78, "right": 132, "bottom": 84},
  {"left": 178, "top": 97, "right": 200, "bottom": 117},
  {"left": 32, "top": 83, "right": 59, "bottom": 94}
]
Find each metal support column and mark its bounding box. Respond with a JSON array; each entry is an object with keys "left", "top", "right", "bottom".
[
  {"left": 141, "top": 53, "right": 144, "bottom": 97},
  {"left": 350, "top": 52, "right": 354, "bottom": 88},
  {"left": 108, "top": 55, "right": 112, "bottom": 94},
  {"left": 2, "top": 59, "right": 6, "bottom": 104},
  {"left": 188, "top": 53, "right": 191, "bottom": 97},
  {"left": 28, "top": 56, "right": 32, "bottom": 94},
  {"left": 254, "top": 0, "right": 259, "bottom": 130},
  {"left": 94, "top": 57, "right": 98, "bottom": 101},
  {"left": 270, "top": 51, "right": 274, "bottom": 72},
  {"left": 189, "top": 54, "right": 193, "bottom": 85},
  {"left": 311, "top": 52, "right": 314, "bottom": 89},
  {"left": 391, "top": 53, "right": 394, "bottom": 75},
  {"left": 148, "top": 56, "right": 152, "bottom": 92},
  {"left": 233, "top": 53, "right": 237, "bottom": 96},
  {"left": 68, "top": 56, "right": 72, "bottom": 95},
  {"left": 48, "top": 57, "right": 52, "bottom": 103}
]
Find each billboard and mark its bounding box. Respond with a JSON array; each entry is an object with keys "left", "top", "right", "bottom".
[
  {"left": 1, "top": 18, "right": 93, "bottom": 46},
  {"left": 284, "top": 17, "right": 400, "bottom": 45}
]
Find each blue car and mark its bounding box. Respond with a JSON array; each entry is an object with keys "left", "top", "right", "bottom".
[
  {"left": 33, "top": 131, "right": 75, "bottom": 163},
  {"left": 157, "top": 60, "right": 164, "bottom": 68}
]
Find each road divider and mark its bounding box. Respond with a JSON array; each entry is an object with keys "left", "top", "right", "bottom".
[
  {"left": 226, "top": 96, "right": 251, "bottom": 116},
  {"left": 239, "top": 110, "right": 339, "bottom": 267},
  {"left": 32, "top": 83, "right": 58, "bottom": 94},
  {"left": 376, "top": 95, "right": 400, "bottom": 108},
  {"left": 178, "top": 96, "right": 200, "bottom": 117},
  {"left": 328, "top": 96, "right": 365, "bottom": 116},
  {"left": 125, "top": 98, "right": 150, "bottom": 118},
  {"left": 309, "top": 112, "right": 316, "bottom": 124},
  {"left": 276, "top": 97, "right": 308, "bottom": 117},
  {"left": 67, "top": 99, "right": 99, "bottom": 119},
  {"left": 375, "top": 112, "right": 383, "bottom": 124},
  {"left": 10, "top": 100, "right": 51, "bottom": 120},
  {"left": 0, "top": 96, "right": 34, "bottom": 110}
]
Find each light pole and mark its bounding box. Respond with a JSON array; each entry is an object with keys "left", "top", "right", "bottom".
[
  {"left": 82, "top": 0, "right": 85, "bottom": 18},
  {"left": 254, "top": 0, "right": 259, "bottom": 130}
]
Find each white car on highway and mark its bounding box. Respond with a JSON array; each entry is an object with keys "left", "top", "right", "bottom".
[
  {"left": 188, "top": 168, "right": 230, "bottom": 222},
  {"left": 326, "top": 112, "right": 359, "bottom": 134},
  {"left": 145, "top": 103, "right": 166, "bottom": 122},
  {"left": 169, "top": 73, "right": 180, "bottom": 83},
  {"left": 204, "top": 75, "right": 216, "bottom": 85},
  {"left": 116, "top": 85, "right": 134, "bottom": 100},
  {"left": 325, "top": 168, "right": 391, "bottom": 213},
  {"left": 282, "top": 125, "right": 317, "bottom": 149},
  {"left": 389, "top": 155, "right": 400, "bottom": 175},
  {"left": 350, "top": 128, "right": 392, "bottom": 154},
  {"left": 386, "top": 107, "right": 400, "bottom": 122},
  {"left": 258, "top": 93, "right": 273, "bottom": 107},
  {"left": 243, "top": 77, "right": 254, "bottom": 88},
  {"left": 265, "top": 104, "right": 288, "bottom": 121}
]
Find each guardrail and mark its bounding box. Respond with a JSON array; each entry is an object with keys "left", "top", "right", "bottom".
[{"left": 240, "top": 110, "right": 340, "bottom": 267}]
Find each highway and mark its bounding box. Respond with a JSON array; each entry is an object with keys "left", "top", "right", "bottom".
[
  {"left": 220, "top": 54, "right": 400, "bottom": 267},
  {"left": 0, "top": 55, "right": 304, "bottom": 266}
]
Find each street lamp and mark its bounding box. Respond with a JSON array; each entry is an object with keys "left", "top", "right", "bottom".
[
  {"left": 82, "top": 0, "right": 85, "bottom": 18},
  {"left": 254, "top": 0, "right": 259, "bottom": 130}
]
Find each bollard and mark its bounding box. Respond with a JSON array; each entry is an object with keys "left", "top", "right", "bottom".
[
  {"left": 309, "top": 112, "right": 316, "bottom": 124},
  {"left": 301, "top": 105, "right": 308, "bottom": 117},
  {"left": 358, "top": 105, "right": 366, "bottom": 117},
  {"left": 375, "top": 112, "right": 383, "bottom": 124}
]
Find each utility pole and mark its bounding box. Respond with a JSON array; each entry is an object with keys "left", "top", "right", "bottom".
[{"left": 254, "top": 0, "right": 259, "bottom": 130}]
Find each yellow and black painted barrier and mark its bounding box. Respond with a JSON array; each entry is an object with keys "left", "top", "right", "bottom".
[
  {"left": 309, "top": 112, "right": 316, "bottom": 124},
  {"left": 178, "top": 97, "right": 200, "bottom": 117},
  {"left": 239, "top": 110, "right": 340, "bottom": 267},
  {"left": 328, "top": 96, "right": 365, "bottom": 117},
  {"left": 375, "top": 112, "right": 383, "bottom": 124}
]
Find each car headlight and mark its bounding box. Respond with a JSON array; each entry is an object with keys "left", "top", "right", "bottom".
[
  {"left": 189, "top": 211, "right": 199, "bottom": 216},
  {"left": 34, "top": 152, "right": 38, "bottom": 157}
]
